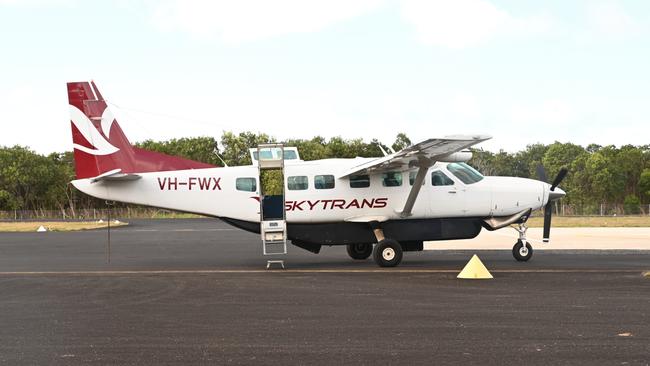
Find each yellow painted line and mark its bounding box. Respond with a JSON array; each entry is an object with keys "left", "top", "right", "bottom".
[{"left": 0, "top": 269, "right": 646, "bottom": 276}]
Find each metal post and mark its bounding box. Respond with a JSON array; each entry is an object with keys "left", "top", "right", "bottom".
[{"left": 106, "top": 201, "right": 114, "bottom": 264}]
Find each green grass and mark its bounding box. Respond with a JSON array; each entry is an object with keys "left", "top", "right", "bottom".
[
  {"left": 148, "top": 212, "right": 204, "bottom": 219},
  {"left": 0, "top": 221, "right": 128, "bottom": 232},
  {"left": 526, "top": 216, "right": 650, "bottom": 228}
]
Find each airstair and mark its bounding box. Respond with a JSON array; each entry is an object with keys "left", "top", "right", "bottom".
[{"left": 256, "top": 144, "right": 287, "bottom": 265}]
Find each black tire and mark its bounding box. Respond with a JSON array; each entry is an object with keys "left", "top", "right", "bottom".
[
  {"left": 373, "top": 239, "right": 403, "bottom": 267},
  {"left": 346, "top": 243, "right": 373, "bottom": 260},
  {"left": 512, "top": 240, "right": 533, "bottom": 261}
]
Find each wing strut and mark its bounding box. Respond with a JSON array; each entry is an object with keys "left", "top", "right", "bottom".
[{"left": 400, "top": 158, "right": 434, "bottom": 218}]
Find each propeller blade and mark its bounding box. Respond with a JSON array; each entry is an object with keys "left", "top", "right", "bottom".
[
  {"left": 543, "top": 202, "right": 553, "bottom": 243},
  {"left": 550, "top": 168, "right": 568, "bottom": 191},
  {"left": 536, "top": 164, "right": 548, "bottom": 183}
]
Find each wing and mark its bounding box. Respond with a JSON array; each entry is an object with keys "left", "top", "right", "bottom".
[{"left": 337, "top": 135, "right": 491, "bottom": 179}]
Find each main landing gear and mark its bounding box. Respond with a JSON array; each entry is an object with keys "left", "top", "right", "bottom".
[
  {"left": 512, "top": 223, "right": 533, "bottom": 261},
  {"left": 346, "top": 243, "right": 373, "bottom": 260},
  {"left": 346, "top": 240, "right": 405, "bottom": 267},
  {"left": 365, "top": 222, "right": 403, "bottom": 267},
  {"left": 373, "top": 239, "right": 403, "bottom": 267}
]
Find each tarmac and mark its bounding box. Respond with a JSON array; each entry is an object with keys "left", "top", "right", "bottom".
[
  {"left": 0, "top": 218, "right": 648, "bottom": 365},
  {"left": 426, "top": 227, "right": 650, "bottom": 250}
]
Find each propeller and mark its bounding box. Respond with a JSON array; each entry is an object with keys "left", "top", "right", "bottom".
[{"left": 536, "top": 165, "right": 568, "bottom": 243}]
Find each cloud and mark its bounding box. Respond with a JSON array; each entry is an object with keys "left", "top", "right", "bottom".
[
  {"left": 150, "top": 0, "right": 384, "bottom": 43},
  {"left": 509, "top": 99, "right": 575, "bottom": 127},
  {"left": 400, "top": 0, "right": 553, "bottom": 48},
  {"left": 0, "top": 0, "right": 73, "bottom": 6},
  {"left": 587, "top": 1, "right": 641, "bottom": 37},
  {"left": 0, "top": 83, "right": 70, "bottom": 153}
]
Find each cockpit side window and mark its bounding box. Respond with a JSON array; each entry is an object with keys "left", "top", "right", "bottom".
[
  {"left": 431, "top": 171, "right": 454, "bottom": 186},
  {"left": 446, "top": 163, "right": 484, "bottom": 184}
]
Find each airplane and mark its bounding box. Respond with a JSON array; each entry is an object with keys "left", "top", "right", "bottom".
[{"left": 68, "top": 81, "right": 567, "bottom": 267}]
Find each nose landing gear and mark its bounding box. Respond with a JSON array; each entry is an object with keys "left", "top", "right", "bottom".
[{"left": 512, "top": 223, "right": 533, "bottom": 261}]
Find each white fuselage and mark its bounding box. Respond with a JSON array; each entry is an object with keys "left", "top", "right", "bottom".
[{"left": 72, "top": 159, "right": 551, "bottom": 223}]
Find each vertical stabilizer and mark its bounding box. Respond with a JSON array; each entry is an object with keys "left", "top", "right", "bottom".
[{"left": 67, "top": 81, "right": 215, "bottom": 179}]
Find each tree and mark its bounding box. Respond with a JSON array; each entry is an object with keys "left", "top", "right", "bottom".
[
  {"left": 284, "top": 136, "right": 329, "bottom": 161},
  {"left": 220, "top": 131, "right": 275, "bottom": 166},
  {"left": 615, "top": 145, "right": 644, "bottom": 197},
  {"left": 137, "top": 137, "right": 222, "bottom": 166},
  {"left": 0, "top": 146, "right": 75, "bottom": 212},
  {"left": 640, "top": 169, "right": 650, "bottom": 203},
  {"left": 391, "top": 133, "right": 411, "bottom": 152},
  {"left": 542, "top": 142, "right": 587, "bottom": 204},
  {"left": 514, "top": 143, "right": 548, "bottom": 178},
  {"left": 623, "top": 194, "right": 641, "bottom": 214},
  {"left": 468, "top": 149, "right": 495, "bottom": 175},
  {"left": 584, "top": 152, "right": 620, "bottom": 204},
  {"left": 3, "top": 135, "right": 650, "bottom": 213}
]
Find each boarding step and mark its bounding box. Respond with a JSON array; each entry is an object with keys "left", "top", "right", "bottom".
[
  {"left": 263, "top": 240, "right": 287, "bottom": 255},
  {"left": 261, "top": 220, "right": 287, "bottom": 255}
]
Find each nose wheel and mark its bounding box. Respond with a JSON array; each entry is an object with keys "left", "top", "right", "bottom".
[
  {"left": 512, "top": 223, "right": 533, "bottom": 262},
  {"left": 512, "top": 240, "right": 533, "bottom": 261}
]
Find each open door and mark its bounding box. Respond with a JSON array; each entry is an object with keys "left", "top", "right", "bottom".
[{"left": 257, "top": 144, "right": 287, "bottom": 256}]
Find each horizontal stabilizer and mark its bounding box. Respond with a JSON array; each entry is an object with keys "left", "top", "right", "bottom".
[{"left": 90, "top": 169, "right": 141, "bottom": 183}]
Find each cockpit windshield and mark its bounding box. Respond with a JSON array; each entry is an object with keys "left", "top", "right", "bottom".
[{"left": 447, "top": 163, "right": 484, "bottom": 184}]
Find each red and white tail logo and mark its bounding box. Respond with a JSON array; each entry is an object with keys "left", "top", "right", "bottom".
[
  {"left": 69, "top": 104, "right": 119, "bottom": 156},
  {"left": 68, "top": 81, "right": 215, "bottom": 179}
]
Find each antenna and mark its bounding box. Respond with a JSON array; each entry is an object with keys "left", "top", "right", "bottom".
[
  {"left": 377, "top": 144, "right": 390, "bottom": 157},
  {"left": 214, "top": 149, "right": 229, "bottom": 167}
]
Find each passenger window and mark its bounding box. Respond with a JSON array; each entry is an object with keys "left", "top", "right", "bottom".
[
  {"left": 349, "top": 175, "right": 370, "bottom": 188},
  {"left": 408, "top": 171, "right": 426, "bottom": 186},
  {"left": 236, "top": 177, "right": 257, "bottom": 192},
  {"left": 314, "top": 175, "right": 335, "bottom": 189},
  {"left": 382, "top": 171, "right": 402, "bottom": 187},
  {"left": 288, "top": 176, "right": 308, "bottom": 190},
  {"left": 431, "top": 171, "right": 454, "bottom": 186}
]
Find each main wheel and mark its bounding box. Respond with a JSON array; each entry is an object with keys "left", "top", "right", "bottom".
[
  {"left": 512, "top": 240, "right": 533, "bottom": 262},
  {"left": 346, "top": 243, "right": 373, "bottom": 260},
  {"left": 373, "top": 239, "right": 403, "bottom": 267}
]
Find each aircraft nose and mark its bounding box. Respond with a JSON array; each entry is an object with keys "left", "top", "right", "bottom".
[{"left": 548, "top": 186, "right": 566, "bottom": 201}]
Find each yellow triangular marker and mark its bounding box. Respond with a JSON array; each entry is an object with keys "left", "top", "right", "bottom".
[{"left": 457, "top": 254, "right": 493, "bottom": 279}]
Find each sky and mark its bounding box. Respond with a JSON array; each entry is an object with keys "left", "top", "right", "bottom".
[{"left": 0, "top": 0, "right": 649, "bottom": 154}]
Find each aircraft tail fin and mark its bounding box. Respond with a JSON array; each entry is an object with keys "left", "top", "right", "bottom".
[{"left": 67, "top": 81, "right": 215, "bottom": 179}]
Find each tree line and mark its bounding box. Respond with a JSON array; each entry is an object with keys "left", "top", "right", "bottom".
[{"left": 1, "top": 132, "right": 649, "bottom": 213}]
